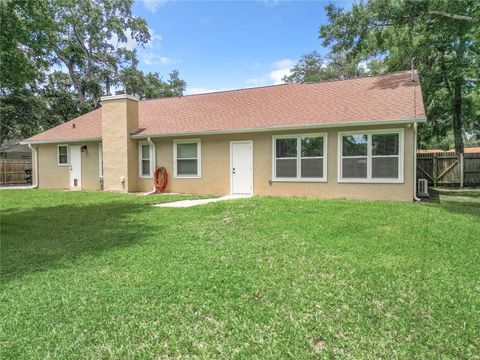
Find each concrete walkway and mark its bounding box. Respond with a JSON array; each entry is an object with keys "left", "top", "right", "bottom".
[{"left": 154, "top": 194, "right": 251, "bottom": 208}]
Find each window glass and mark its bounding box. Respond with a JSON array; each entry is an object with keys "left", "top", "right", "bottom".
[
  {"left": 372, "top": 134, "right": 399, "bottom": 156},
  {"left": 301, "top": 158, "right": 323, "bottom": 178},
  {"left": 372, "top": 157, "right": 399, "bottom": 178},
  {"left": 276, "top": 159, "right": 297, "bottom": 178},
  {"left": 301, "top": 137, "right": 323, "bottom": 157},
  {"left": 58, "top": 146, "right": 68, "bottom": 164},
  {"left": 177, "top": 159, "right": 198, "bottom": 175},
  {"left": 141, "top": 160, "right": 150, "bottom": 176},
  {"left": 177, "top": 143, "right": 197, "bottom": 158},
  {"left": 342, "top": 135, "right": 367, "bottom": 156},
  {"left": 342, "top": 158, "right": 368, "bottom": 178},
  {"left": 141, "top": 144, "right": 150, "bottom": 159},
  {"left": 276, "top": 138, "right": 297, "bottom": 158}
]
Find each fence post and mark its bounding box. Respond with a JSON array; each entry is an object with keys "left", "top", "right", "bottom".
[
  {"left": 459, "top": 152, "right": 464, "bottom": 188},
  {"left": 432, "top": 154, "right": 437, "bottom": 187}
]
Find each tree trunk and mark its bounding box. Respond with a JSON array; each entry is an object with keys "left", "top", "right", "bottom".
[{"left": 452, "top": 79, "right": 464, "bottom": 154}]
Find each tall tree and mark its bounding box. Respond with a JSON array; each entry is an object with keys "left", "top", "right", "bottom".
[
  {"left": 0, "top": 0, "right": 187, "bottom": 142},
  {"left": 283, "top": 51, "right": 386, "bottom": 83},
  {"left": 319, "top": 0, "right": 480, "bottom": 153},
  {"left": 119, "top": 68, "right": 186, "bottom": 100}
]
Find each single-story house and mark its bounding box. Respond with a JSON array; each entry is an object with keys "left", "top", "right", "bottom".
[{"left": 22, "top": 71, "right": 426, "bottom": 201}]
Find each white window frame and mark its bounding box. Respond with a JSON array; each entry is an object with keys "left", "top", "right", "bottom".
[
  {"left": 337, "top": 128, "right": 404, "bottom": 183},
  {"left": 272, "top": 133, "right": 327, "bottom": 182},
  {"left": 173, "top": 138, "right": 201, "bottom": 178},
  {"left": 98, "top": 143, "right": 103, "bottom": 178},
  {"left": 57, "top": 144, "right": 69, "bottom": 166},
  {"left": 138, "top": 141, "right": 154, "bottom": 178}
]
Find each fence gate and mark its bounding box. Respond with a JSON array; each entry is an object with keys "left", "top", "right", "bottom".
[{"left": 417, "top": 152, "right": 480, "bottom": 187}]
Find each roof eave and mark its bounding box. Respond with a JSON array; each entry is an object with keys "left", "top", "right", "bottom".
[
  {"left": 20, "top": 137, "right": 102, "bottom": 145},
  {"left": 131, "top": 117, "right": 427, "bottom": 139}
]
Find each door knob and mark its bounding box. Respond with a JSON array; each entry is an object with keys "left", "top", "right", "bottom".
[{"left": 232, "top": 168, "right": 235, "bottom": 174}]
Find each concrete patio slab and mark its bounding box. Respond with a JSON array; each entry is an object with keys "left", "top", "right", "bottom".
[{"left": 153, "top": 194, "right": 251, "bottom": 208}]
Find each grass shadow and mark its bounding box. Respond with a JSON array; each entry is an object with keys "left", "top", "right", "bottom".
[
  {"left": 1, "top": 195, "right": 167, "bottom": 284},
  {"left": 422, "top": 188, "right": 480, "bottom": 218}
]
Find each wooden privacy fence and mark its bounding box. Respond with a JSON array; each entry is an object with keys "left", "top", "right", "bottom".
[
  {"left": 417, "top": 152, "right": 480, "bottom": 187},
  {"left": 0, "top": 159, "right": 32, "bottom": 186}
]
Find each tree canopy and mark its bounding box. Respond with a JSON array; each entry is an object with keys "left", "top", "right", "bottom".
[
  {"left": 0, "top": 0, "right": 186, "bottom": 143},
  {"left": 287, "top": 0, "right": 479, "bottom": 151}
]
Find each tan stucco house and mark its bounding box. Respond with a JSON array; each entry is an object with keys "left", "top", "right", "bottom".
[{"left": 22, "top": 71, "right": 426, "bottom": 201}]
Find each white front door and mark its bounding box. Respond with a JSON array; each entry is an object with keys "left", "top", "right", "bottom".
[
  {"left": 69, "top": 146, "right": 82, "bottom": 189},
  {"left": 231, "top": 141, "right": 253, "bottom": 195}
]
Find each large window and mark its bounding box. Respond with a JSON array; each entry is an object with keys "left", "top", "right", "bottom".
[
  {"left": 174, "top": 139, "right": 201, "bottom": 178},
  {"left": 57, "top": 145, "right": 68, "bottom": 166},
  {"left": 338, "top": 129, "right": 403, "bottom": 183},
  {"left": 273, "top": 134, "right": 327, "bottom": 181},
  {"left": 138, "top": 142, "right": 154, "bottom": 178}
]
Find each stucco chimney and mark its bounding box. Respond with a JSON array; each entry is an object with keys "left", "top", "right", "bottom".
[{"left": 100, "top": 94, "right": 139, "bottom": 192}]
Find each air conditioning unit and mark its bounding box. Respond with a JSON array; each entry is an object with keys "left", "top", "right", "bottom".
[{"left": 417, "top": 179, "right": 429, "bottom": 197}]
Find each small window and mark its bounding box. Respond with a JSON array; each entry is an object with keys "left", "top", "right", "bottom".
[
  {"left": 273, "top": 134, "right": 327, "bottom": 181},
  {"left": 138, "top": 142, "right": 153, "bottom": 178},
  {"left": 339, "top": 130, "right": 403, "bottom": 183},
  {"left": 174, "top": 139, "right": 201, "bottom": 178},
  {"left": 57, "top": 145, "right": 68, "bottom": 165}
]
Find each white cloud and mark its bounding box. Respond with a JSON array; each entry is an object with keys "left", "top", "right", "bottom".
[
  {"left": 143, "top": 0, "right": 168, "bottom": 13},
  {"left": 272, "top": 59, "right": 294, "bottom": 69},
  {"left": 269, "top": 67, "right": 292, "bottom": 85},
  {"left": 141, "top": 53, "right": 178, "bottom": 66},
  {"left": 146, "top": 28, "right": 162, "bottom": 48},
  {"left": 245, "top": 58, "right": 294, "bottom": 86},
  {"left": 185, "top": 87, "right": 232, "bottom": 95},
  {"left": 262, "top": 0, "right": 280, "bottom": 8}
]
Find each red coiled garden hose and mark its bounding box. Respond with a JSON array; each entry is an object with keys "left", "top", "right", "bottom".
[{"left": 153, "top": 166, "right": 168, "bottom": 193}]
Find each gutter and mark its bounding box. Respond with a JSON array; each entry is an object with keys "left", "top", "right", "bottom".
[
  {"left": 131, "top": 117, "right": 427, "bottom": 139},
  {"left": 144, "top": 137, "right": 157, "bottom": 195},
  {"left": 20, "top": 137, "right": 102, "bottom": 145},
  {"left": 413, "top": 123, "right": 421, "bottom": 202},
  {"left": 28, "top": 144, "right": 39, "bottom": 189}
]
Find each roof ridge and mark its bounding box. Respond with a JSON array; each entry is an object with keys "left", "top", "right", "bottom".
[
  {"left": 139, "top": 70, "right": 415, "bottom": 103},
  {"left": 139, "top": 83, "right": 298, "bottom": 103}
]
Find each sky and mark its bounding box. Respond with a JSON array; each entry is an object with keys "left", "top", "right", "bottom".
[{"left": 129, "top": 0, "right": 351, "bottom": 95}]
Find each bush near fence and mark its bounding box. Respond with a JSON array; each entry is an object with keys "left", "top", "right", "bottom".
[
  {"left": 417, "top": 152, "right": 480, "bottom": 187},
  {"left": 0, "top": 159, "right": 32, "bottom": 186}
]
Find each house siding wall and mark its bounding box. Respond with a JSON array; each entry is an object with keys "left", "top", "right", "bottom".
[
  {"left": 135, "top": 123, "right": 415, "bottom": 201},
  {"left": 36, "top": 142, "right": 101, "bottom": 190}
]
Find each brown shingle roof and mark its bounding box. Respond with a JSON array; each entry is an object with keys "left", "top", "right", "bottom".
[
  {"left": 25, "top": 71, "right": 425, "bottom": 143},
  {"left": 25, "top": 108, "right": 102, "bottom": 143}
]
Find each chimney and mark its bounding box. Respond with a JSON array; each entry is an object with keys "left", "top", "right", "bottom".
[{"left": 100, "top": 94, "right": 139, "bottom": 192}]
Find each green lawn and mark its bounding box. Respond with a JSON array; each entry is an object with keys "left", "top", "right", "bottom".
[{"left": 1, "top": 190, "right": 479, "bottom": 359}]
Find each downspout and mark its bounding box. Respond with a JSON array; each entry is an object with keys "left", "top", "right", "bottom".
[
  {"left": 413, "top": 123, "right": 421, "bottom": 202},
  {"left": 145, "top": 137, "right": 157, "bottom": 195},
  {"left": 28, "top": 144, "right": 39, "bottom": 189}
]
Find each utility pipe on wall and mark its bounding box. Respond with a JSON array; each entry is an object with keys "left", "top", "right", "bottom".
[
  {"left": 28, "top": 144, "right": 39, "bottom": 189},
  {"left": 413, "top": 123, "right": 421, "bottom": 202},
  {"left": 144, "top": 137, "right": 157, "bottom": 195}
]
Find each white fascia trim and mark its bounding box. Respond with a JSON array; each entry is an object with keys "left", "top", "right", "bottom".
[
  {"left": 131, "top": 117, "right": 426, "bottom": 139},
  {"left": 21, "top": 137, "right": 102, "bottom": 145},
  {"left": 100, "top": 94, "right": 139, "bottom": 102}
]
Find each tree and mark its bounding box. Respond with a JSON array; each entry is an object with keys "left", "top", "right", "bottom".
[
  {"left": 118, "top": 68, "right": 186, "bottom": 100},
  {"left": 318, "top": 0, "right": 480, "bottom": 153},
  {"left": 283, "top": 51, "right": 386, "bottom": 83},
  {"left": 0, "top": 0, "right": 186, "bottom": 142}
]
